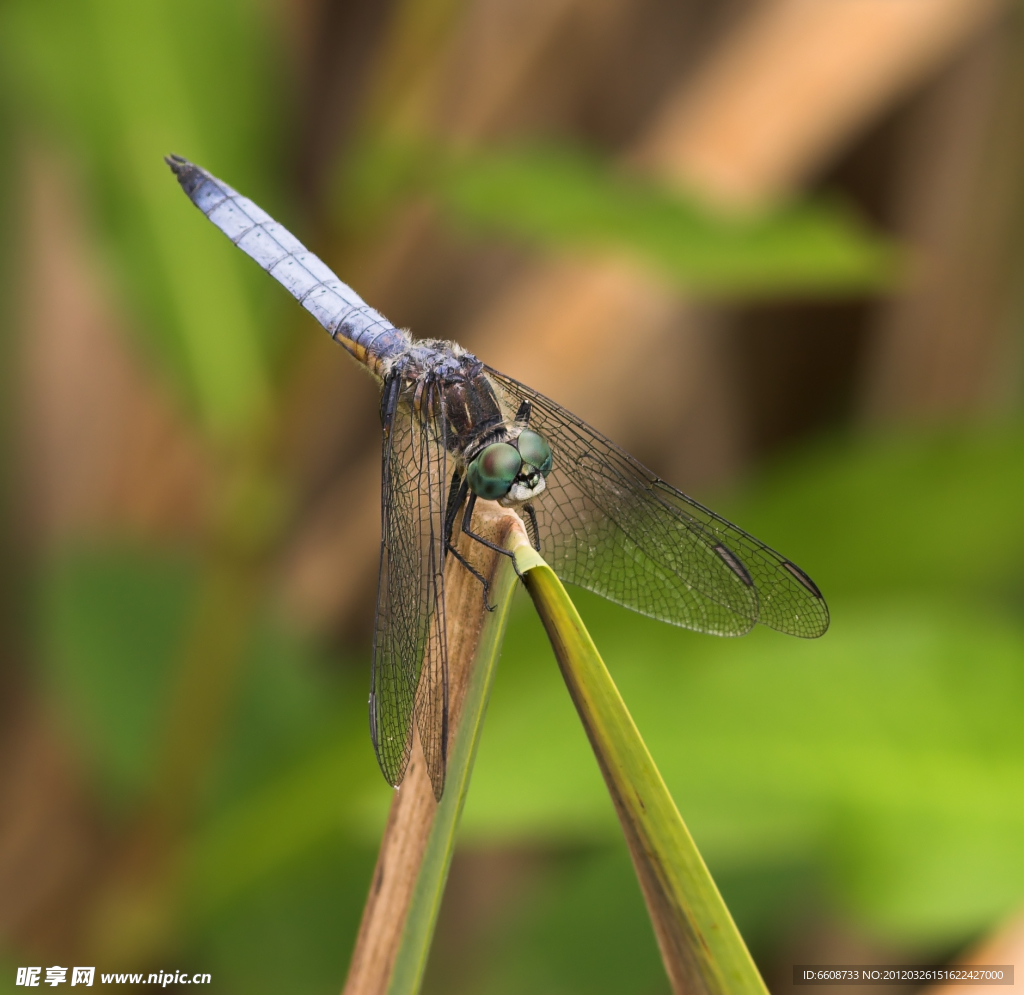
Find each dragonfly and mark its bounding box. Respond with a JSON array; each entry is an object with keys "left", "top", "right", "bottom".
[{"left": 167, "top": 155, "right": 829, "bottom": 800}]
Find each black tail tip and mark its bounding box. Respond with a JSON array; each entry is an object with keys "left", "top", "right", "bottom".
[{"left": 165, "top": 154, "right": 205, "bottom": 196}]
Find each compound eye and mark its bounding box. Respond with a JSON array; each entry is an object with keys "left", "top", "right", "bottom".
[
  {"left": 467, "top": 443, "right": 522, "bottom": 499},
  {"left": 517, "top": 430, "right": 553, "bottom": 476}
]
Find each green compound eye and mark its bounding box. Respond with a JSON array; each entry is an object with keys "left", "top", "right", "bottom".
[
  {"left": 467, "top": 443, "right": 522, "bottom": 499},
  {"left": 517, "top": 430, "right": 553, "bottom": 476}
]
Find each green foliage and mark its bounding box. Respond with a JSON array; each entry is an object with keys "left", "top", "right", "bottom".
[
  {"left": 421, "top": 846, "right": 672, "bottom": 995},
  {"left": 341, "top": 141, "right": 898, "bottom": 296},
  {"left": 38, "top": 546, "right": 198, "bottom": 804},
  {"left": 731, "top": 426, "right": 1024, "bottom": 598},
  {"left": 0, "top": 66, "right": 20, "bottom": 652},
  {"left": 183, "top": 625, "right": 385, "bottom": 993},
  {"left": 464, "top": 426, "right": 1024, "bottom": 947},
  {"left": 32, "top": 542, "right": 384, "bottom": 991},
  {"left": 0, "top": 0, "right": 282, "bottom": 437},
  {"left": 469, "top": 592, "right": 1024, "bottom": 942},
  {"left": 1, "top": 0, "right": 1014, "bottom": 986},
  {"left": 45, "top": 424, "right": 1009, "bottom": 993},
  {"left": 197, "top": 834, "right": 376, "bottom": 995},
  {"left": 212, "top": 623, "right": 358, "bottom": 806}
]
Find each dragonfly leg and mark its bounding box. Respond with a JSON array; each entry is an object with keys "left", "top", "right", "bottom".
[
  {"left": 447, "top": 543, "right": 497, "bottom": 612},
  {"left": 462, "top": 494, "right": 525, "bottom": 581},
  {"left": 522, "top": 502, "right": 540, "bottom": 552},
  {"left": 443, "top": 473, "right": 497, "bottom": 611},
  {"left": 442, "top": 471, "right": 467, "bottom": 551}
]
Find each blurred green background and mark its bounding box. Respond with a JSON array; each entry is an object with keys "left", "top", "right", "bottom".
[{"left": 1, "top": 0, "right": 1023, "bottom": 992}]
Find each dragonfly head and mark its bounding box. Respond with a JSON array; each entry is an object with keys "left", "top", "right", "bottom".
[{"left": 467, "top": 430, "right": 552, "bottom": 505}]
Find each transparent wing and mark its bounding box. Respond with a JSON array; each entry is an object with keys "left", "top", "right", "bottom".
[
  {"left": 485, "top": 368, "right": 829, "bottom": 638},
  {"left": 166, "top": 155, "right": 398, "bottom": 351},
  {"left": 370, "top": 377, "right": 451, "bottom": 799}
]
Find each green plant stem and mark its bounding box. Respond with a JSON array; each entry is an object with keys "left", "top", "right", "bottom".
[{"left": 517, "top": 550, "right": 769, "bottom": 995}]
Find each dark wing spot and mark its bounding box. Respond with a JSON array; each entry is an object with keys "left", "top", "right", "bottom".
[
  {"left": 714, "top": 544, "right": 753, "bottom": 586},
  {"left": 783, "top": 560, "right": 823, "bottom": 598}
]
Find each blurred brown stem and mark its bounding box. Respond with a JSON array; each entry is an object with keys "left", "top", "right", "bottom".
[{"left": 343, "top": 503, "right": 528, "bottom": 995}]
